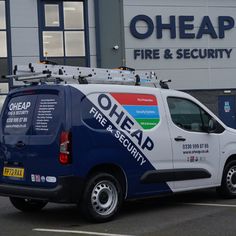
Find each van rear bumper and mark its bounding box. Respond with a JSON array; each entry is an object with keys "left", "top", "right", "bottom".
[{"left": 0, "top": 176, "right": 85, "bottom": 203}]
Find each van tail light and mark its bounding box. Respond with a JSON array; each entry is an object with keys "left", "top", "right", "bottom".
[{"left": 59, "top": 131, "right": 71, "bottom": 165}]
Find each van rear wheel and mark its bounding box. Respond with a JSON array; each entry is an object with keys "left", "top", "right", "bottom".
[
  {"left": 218, "top": 160, "right": 236, "bottom": 198},
  {"left": 10, "top": 197, "right": 47, "bottom": 212},
  {"left": 81, "top": 173, "right": 123, "bottom": 222}
]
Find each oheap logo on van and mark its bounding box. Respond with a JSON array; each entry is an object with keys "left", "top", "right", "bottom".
[{"left": 89, "top": 93, "right": 159, "bottom": 166}]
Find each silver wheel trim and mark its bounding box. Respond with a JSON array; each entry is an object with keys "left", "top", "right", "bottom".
[
  {"left": 226, "top": 166, "right": 236, "bottom": 193},
  {"left": 91, "top": 180, "right": 118, "bottom": 216}
]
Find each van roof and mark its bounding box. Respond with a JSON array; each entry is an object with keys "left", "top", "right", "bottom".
[
  {"left": 68, "top": 83, "right": 188, "bottom": 97},
  {"left": 9, "top": 83, "right": 188, "bottom": 99}
]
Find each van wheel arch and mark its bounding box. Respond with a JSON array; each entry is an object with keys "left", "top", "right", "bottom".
[
  {"left": 86, "top": 164, "right": 127, "bottom": 199},
  {"left": 224, "top": 155, "right": 236, "bottom": 168},
  {"left": 218, "top": 155, "right": 236, "bottom": 181},
  {"left": 220, "top": 154, "right": 236, "bottom": 181},
  {"left": 217, "top": 156, "right": 236, "bottom": 198}
]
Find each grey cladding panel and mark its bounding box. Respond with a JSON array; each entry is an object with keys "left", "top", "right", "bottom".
[{"left": 95, "top": 0, "right": 125, "bottom": 68}]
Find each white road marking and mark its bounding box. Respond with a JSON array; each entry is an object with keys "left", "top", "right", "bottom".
[
  {"left": 184, "top": 202, "right": 236, "bottom": 208},
  {"left": 33, "top": 228, "right": 134, "bottom": 236}
]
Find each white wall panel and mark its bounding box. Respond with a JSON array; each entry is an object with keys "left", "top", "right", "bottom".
[
  {"left": 11, "top": 57, "right": 41, "bottom": 86},
  {"left": 124, "top": 28, "right": 211, "bottom": 48},
  {"left": 124, "top": 0, "right": 236, "bottom": 89},
  {"left": 137, "top": 68, "right": 236, "bottom": 90},
  {"left": 209, "top": 68, "right": 236, "bottom": 89},
  {"left": 89, "top": 27, "right": 96, "bottom": 56},
  {"left": 10, "top": 0, "right": 38, "bottom": 28},
  {"left": 90, "top": 55, "right": 97, "bottom": 67},
  {"left": 139, "top": 69, "right": 211, "bottom": 90},
  {"left": 124, "top": 0, "right": 236, "bottom": 7},
  {"left": 88, "top": 0, "right": 95, "bottom": 27},
  {"left": 88, "top": 0, "right": 96, "bottom": 66},
  {"left": 125, "top": 29, "right": 236, "bottom": 48},
  {"left": 126, "top": 48, "right": 235, "bottom": 69},
  {"left": 124, "top": 6, "right": 236, "bottom": 27},
  {"left": 10, "top": 0, "right": 40, "bottom": 67},
  {"left": 12, "top": 57, "right": 40, "bottom": 67},
  {"left": 11, "top": 28, "right": 39, "bottom": 57}
]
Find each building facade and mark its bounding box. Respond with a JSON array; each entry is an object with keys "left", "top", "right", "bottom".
[{"left": 1, "top": 0, "right": 236, "bottom": 126}]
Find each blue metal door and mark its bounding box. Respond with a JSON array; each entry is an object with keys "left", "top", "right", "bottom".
[{"left": 218, "top": 95, "right": 236, "bottom": 128}]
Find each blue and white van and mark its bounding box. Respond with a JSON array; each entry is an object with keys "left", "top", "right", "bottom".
[{"left": 0, "top": 82, "right": 236, "bottom": 222}]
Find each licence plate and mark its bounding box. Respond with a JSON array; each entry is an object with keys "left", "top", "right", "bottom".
[{"left": 3, "top": 167, "right": 24, "bottom": 178}]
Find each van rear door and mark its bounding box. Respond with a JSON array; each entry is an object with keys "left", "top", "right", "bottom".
[{"left": 0, "top": 87, "right": 70, "bottom": 187}]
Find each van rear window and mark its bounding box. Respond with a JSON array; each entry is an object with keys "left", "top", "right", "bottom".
[
  {"left": 32, "top": 94, "right": 61, "bottom": 135},
  {"left": 3, "top": 93, "right": 62, "bottom": 135},
  {"left": 3, "top": 95, "right": 37, "bottom": 135}
]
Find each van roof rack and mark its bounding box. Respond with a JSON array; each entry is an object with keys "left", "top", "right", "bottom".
[
  {"left": 3, "top": 63, "right": 170, "bottom": 88},
  {"left": 159, "top": 80, "right": 172, "bottom": 89}
]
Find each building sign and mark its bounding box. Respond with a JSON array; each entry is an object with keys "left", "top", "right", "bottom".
[
  {"left": 129, "top": 15, "right": 234, "bottom": 60},
  {"left": 224, "top": 101, "right": 231, "bottom": 113}
]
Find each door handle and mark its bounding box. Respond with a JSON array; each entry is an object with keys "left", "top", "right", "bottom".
[
  {"left": 174, "top": 136, "right": 186, "bottom": 142},
  {"left": 15, "top": 141, "right": 25, "bottom": 148}
]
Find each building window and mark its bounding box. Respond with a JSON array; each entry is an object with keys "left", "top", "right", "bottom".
[
  {"left": 40, "top": 1, "right": 87, "bottom": 66},
  {"left": 0, "top": 0, "right": 8, "bottom": 79}
]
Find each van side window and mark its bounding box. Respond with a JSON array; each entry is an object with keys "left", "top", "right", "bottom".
[{"left": 167, "top": 97, "right": 211, "bottom": 132}]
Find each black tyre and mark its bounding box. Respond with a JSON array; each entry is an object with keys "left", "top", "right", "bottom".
[
  {"left": 81, "top": 173, "right": 123, "bottom": 222},
  {"left": 10, "top": 197, "right": 48, "bottom": 212},
  {"left": 218, "top": 160, "right": 236, "bottom": 198}
]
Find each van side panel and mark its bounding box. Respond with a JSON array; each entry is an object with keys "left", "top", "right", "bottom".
[{"left": 69, "top": 86, "right": 172, "bottom": 198}]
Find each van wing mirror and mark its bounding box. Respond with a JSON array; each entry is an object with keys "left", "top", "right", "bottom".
[{"left": 207, "top": 118, "right": 218, "bottom": 133}]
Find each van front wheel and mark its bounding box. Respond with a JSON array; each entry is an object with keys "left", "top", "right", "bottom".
[
  {"left": 10, "top": 197, "right": 47, "bottom": 212},
  {"left": 218, "top": 160, "right": 236, "bottom": 198},
  {"left": 81, "top": 173, "right": 123, "bottom": 222}
]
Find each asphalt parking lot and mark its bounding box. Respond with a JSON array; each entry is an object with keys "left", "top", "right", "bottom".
[{"left": 1, "top": 189, "right": 236, "bottom": 236}]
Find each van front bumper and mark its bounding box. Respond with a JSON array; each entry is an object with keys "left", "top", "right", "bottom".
[{"left": 0, "top": 176, "right": 85, "bottom": 203}]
